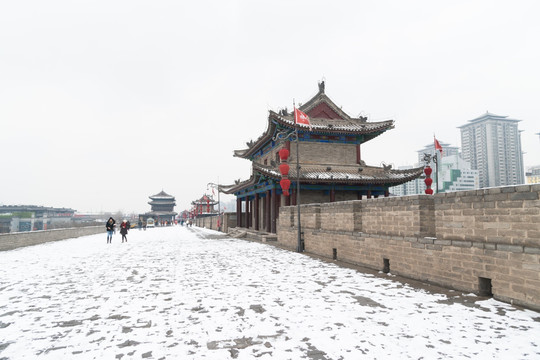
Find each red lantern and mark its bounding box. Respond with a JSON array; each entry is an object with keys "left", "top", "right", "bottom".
[
  {"left": 283, "top": 190, "right": 289, "bottom": 196},
  {"left": 280, "top": 178, "right": 291, "bottom": 191},
  {"left": 425, "top": 188, "right": 434, "bottom": 195},
  {"left": 279, "top": 163, "right": 290, "bottom": 176},
  {"left": 279, "top": 148, "right": 290, "bottom": 161},
  {"left": 424, "top": 178, "right": 433, "bottom": 187},
  {"left": 424, "top": 166, "right": 432, "bottom": 176}
]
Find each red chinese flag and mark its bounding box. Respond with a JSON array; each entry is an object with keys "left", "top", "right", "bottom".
[
  {"left": 294, "top": 108, "right": 312, "bottom": 131},
  {"left": 434, "top": 136, "right": 443, "bottom": 158}
]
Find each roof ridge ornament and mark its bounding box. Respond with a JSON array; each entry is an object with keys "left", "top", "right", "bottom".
[{"left": 318, "top": 80, "right": 325, "bottom": 94}]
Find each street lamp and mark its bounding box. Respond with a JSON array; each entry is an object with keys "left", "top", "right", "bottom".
[
  {"left": 273, "top": 128, "right": 303, "bottom": 253},
  {"left": 207, "top": 181, "right": 221, "bottom": 231},
  {"left": 423, "top": 152, "right": 439, "bottom": 193}
]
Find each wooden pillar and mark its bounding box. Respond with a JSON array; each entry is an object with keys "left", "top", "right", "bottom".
[
  {"left": 384, "top": 190, "right": 389, "bottom": 197},
  {"left": 356, "top": 144, "right": 361, "bottom": 164},
  {"left": 357, "top": 191, "right": 362, "bottom": 200},
  {"left": 275, "top": 192, "right": 281, "bottom": 220},
  {"left": 271, "top": 188, "right": 277, "bottom": 233},
  {"left": 237, "top": 197, "right": 242, "bottom": 227},
  {"left": 265, "top": 190, "right": 271, "bottom": 232},
  {"left": 285, "top": 192, "right": 291, "bottom": 206},
  {"left": 330, "top": 188, "right": 335, "bottom": 202},
  {"left": 244, "top": 198, "right": 249, "bottom": 229},
  {"left": 262, "top": 196, "right": 266, "bottom": 230},
  {"left": 254, "top": 193, "right": 260, "bottom": 230},
  {"left": 367, "top": 190, "right": 372, "bottom": 199},
  {"left": 291, "top": 188, "right": 297, "bottom": 206},
  {"left": 249, "top": 198, "right": 253, "bottom": 228}
]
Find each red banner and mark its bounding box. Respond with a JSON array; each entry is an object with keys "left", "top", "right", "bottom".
[{"left": 294, "top": 108, "right": 312, "bottom": 131}]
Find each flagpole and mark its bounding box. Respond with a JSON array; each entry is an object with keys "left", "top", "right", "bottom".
[
  {"left": 294, "top": 101, "right": 302, "bottom": 253},
  {"left": 273, "top": 103, "right": 304, "bottom": 253},
  {"left": 434, "top": 135, "right": 442, "bottom": 194},
  {"left": 295, "top": 125, "right": 302, "bottom": 253},
  {"left": 435, "top": 152, "right": 439, "bottom": 193}
]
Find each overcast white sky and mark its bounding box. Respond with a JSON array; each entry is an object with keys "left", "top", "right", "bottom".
[{"left": 1, "top": 0, "right": 539, "bottom": 214}]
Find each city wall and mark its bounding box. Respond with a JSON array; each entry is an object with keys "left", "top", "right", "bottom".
[
  {"left": 0, "top": 225, "right": 103, "bottom": 251},
  {"left": 278, "top": 184, "right": 540, "bottom": 310},
  {"left": 195, "top": 213, "right": 236, "bottom": 233}
]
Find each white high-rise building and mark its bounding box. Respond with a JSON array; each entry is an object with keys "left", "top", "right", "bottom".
[{"left": 458, "top": 112, "right": 524, "bottom": 188}]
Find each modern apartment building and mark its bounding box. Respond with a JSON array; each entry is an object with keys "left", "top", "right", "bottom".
[
  {"left": 458, "top": 112, "right": 524, "bottom": 188},
  {"left": 439, "top": 155, "right": 479, "bottom": 192}
]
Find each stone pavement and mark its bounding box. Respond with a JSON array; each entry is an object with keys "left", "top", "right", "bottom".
[{"left": 0, "top": 226, "right": 539, "bottom": 359}]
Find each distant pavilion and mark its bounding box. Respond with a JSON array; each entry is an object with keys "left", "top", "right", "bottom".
[
  {"left": 191, "top": 194, "right": 218, "bottom": 218},
  {"left": 140, "top": 190, "right": 177, "bottom": 224}
]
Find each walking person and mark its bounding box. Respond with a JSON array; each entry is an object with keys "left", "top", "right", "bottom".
[
  {"left": 106, "top": 217, "right": 115, "bottom": 243},
  {"left": 120, "top": 219, "right": 129, "bottom": 243}
]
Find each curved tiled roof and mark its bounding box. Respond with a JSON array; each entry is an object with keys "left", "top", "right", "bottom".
[
  {"left": 233, "top": 89, "right": 395, "bottom": 160},
  {"left": 191, "top": 194, "right": 218, "bottom": 205},
  {"left": 221, "top": 162, "right": 424, "bottom": 194},
  {"left": 149, "top": 190, "right": 175, "bottom": 200},
  {"left": 148, "top": 200, "right": 176, "bottom": 205},
  {"left": 271, "top": 111, "right": 394, "bottom": 134},
  {"left": 234, "top": 111, "right": 394, "bottom": 159}
]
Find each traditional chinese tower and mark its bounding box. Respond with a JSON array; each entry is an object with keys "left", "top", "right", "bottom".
[
  {"left": 142, "top": 190, "right": 177, "bottom": 224},
  {"left": 191, "top": 194, "right": 218, "bottom": 218},
  {"left": 221, "top": 82, "right": 423, "bottom": 233}
]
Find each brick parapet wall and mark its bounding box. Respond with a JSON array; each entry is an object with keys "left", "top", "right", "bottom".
[
  {"left": 435, "top": 184, "right": 540, "bottom": 247},
  {"left": 361, "top": 195, "right": 435, "bottom": 237},
  {"left": 278, "top": 184, "right": 540, "bottom": 310},
  {"left": 0, "top": 226, "right": 103, "bottom": 251},
  {"left": 320, "top": 201, "right": 361, "bottom": 232},
  {"left": 194, "top": 213, "right": 236, "bottom": 233}
]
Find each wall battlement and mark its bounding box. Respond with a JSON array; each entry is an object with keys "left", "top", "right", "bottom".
[
  {"left": 278, "top": 184, "right": 540, "bottom": 310},
  {"left": 0, "top": 226, "right": 103, "bottom": 251}
]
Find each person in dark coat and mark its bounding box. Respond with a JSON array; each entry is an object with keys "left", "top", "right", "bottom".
[
  {"left": 106, "top": 217, "right": 115, "bottom": 243},
  {"left": 120, "top": 219, "right": 129, "bottom": 243}
]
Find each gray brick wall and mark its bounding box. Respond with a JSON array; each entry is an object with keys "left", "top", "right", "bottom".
[
  {"left": 278, "top": 184, "right": 540, "bottom": 310},
  {"left": 0, "top": 226, "right": 103, "bottom": 251}
]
